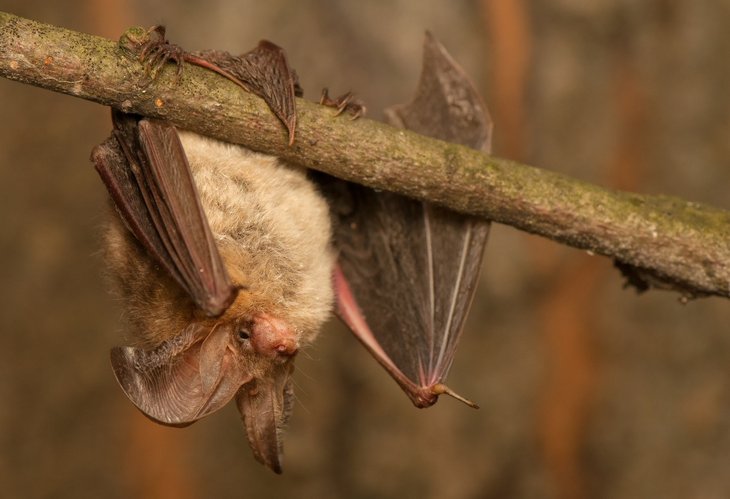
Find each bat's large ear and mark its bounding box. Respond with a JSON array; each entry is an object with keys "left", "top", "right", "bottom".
[
  {"left": 235, "top": 363, "right": 294, "bottom": 474},
  {"left": 111, "top": 325, "right": 252, "bottom": 426}
]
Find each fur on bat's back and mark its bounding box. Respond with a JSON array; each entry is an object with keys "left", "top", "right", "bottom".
[{"left": 104, "top": 132, "right": 335, "bottom": 349}]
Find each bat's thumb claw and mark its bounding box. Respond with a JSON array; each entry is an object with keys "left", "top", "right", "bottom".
[{"left": 432, "top": 383, "right": 479, "bottom": 409}]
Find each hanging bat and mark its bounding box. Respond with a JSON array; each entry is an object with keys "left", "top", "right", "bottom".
[
  {"left": 93, "top": 109, "right": 335, "bottom": 474},
  {"left": 316, "top": 31, "right": 493, "bottom": 408},
  {"left": 93, "top": 30, "right": 345, "bottom": 474},
  {"left": 94, "top": 27, "right": 490, "bottom": 473}
]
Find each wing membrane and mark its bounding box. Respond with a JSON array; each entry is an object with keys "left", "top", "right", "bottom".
[
  {"left": 189, "top": 41, "right": 299, "bottom": 144},
  {"left": 92, "top": 111, "right": 236, "bottom": 316},
  {"left": 326, "top": 32, "right": 493, "bottom": 407}
]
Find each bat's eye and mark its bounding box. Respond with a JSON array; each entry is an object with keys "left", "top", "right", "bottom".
[{"left": 237, "top": 328, "right": 251, "bottom": 342}]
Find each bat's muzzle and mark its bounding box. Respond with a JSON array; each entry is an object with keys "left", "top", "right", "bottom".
[{"left": 251, "top": 313, "right": 299, "bottom": 358}]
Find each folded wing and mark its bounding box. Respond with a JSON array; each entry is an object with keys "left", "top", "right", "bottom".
[{"left": 325, "top": 32, "right": 493, "bottom": 408}]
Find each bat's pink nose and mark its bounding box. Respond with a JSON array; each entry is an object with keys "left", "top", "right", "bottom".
[
  {"left": 274, "top": 338, "right": 298, "bottom": 356},
  {"left": 251, "top": 313, "right": 299, "bottom": 358}
]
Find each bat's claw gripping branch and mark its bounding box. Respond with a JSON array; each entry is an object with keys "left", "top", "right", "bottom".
[
  {"left": 319, "top": 88, "right": 366, "bottom": 120},
  {"left": 120, "top": 25, "right": 185, "bottom": 80}
]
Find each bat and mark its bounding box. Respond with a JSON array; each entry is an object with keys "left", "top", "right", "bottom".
[
  {"left": 93, "top": 30, "right": 342, "bottom": 473},
  {"left": 315, "top": 32, "right": 493, "bottom": 408},
  {"left": 93, "top": 107, "right": 335, "bottom": 474},
  {"left": 93, "top": 27, "right": 490, "bottom": 473}
]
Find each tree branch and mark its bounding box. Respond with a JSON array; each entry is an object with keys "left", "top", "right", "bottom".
[{"left": 1, "top": 11, "right": 729, "bottom": 299}]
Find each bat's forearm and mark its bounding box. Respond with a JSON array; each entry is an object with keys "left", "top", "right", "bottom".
[{"left": 1, "top": 11, "right": 729, "bottom": 299}]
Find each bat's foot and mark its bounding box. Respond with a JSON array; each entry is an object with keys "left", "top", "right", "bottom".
[
  {"left": 319, "top": 88, "right": 366, "bottom": 120},
  {"left": 136, "top": 25, "right": 186, "bottom": 80}
]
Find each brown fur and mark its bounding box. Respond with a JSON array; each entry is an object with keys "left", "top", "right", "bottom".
[{"left": 104, "top": 132, "right": 335, "bottom": 349}]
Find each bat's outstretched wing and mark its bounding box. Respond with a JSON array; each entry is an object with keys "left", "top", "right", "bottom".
[
  {"left": 91, "top": 110, "right": 237, "bottom": 316},
  {"left": 323, "top": 32, "right": 493, "bottom": 408}
]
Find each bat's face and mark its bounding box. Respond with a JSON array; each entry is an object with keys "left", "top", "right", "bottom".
[
  {"left": 110, "top": 301, "right": 298, "bottom": 473},
  {"left": 106, "top": 249, "right": 303, "bottom": 471},
  {"left": 100, "top": 129, "right": 335, "bottom": 473}
]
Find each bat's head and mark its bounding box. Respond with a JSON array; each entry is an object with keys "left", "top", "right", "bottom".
[
  {"left": 111, "top": 303, "right": 304, "bottom": 474},
  {"left": 102, "top": 127, "right": 335, "bottom": 473},
  {"left": 104, "top": 200, "right": 334, "bottom": 474}
]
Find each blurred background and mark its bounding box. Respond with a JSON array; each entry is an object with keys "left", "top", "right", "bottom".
[{"left": 1, "top": 1, "right": 729, "bottom": 498}]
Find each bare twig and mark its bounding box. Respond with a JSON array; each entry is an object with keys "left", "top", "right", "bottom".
[{"left": 1, "top": 11, "right": 729, "bottom": 299}]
